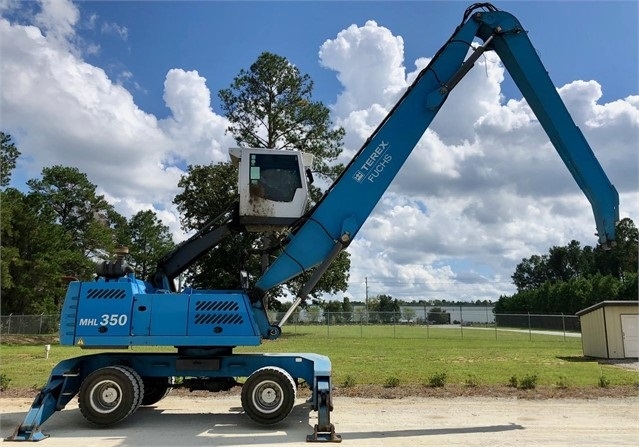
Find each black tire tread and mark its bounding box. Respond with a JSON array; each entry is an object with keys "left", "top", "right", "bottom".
[
  {"left": 241, "top": 366, "right": 296, "bottom": 425},
  {"left": 78, "top": 365, "right": 143, "bottom": 427}
]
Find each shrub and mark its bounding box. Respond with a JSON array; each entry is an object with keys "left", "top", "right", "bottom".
[
  {"left": 0, "top": 373, "right": 11, "bottom": 391},
  {"left": 342, "top": 375, "right": 356, "bottom": 388},
  {"left": 464, "top": 373, "right": 479, "bottom": 388},
  {"left": 556, "top": 375, "right": 569, "bottom": 389},
  {"left": 508, "top": 375, "right": 518, "bottom": 388},
  {"left": 598, "top": 375, "right": 610, "bottom": 388},
  {"left": 427, "top": 371, "right": 447, "bottom": 388},
  {"left": 384, "top": 376, "right": 400, "bottom": 388},
  {"left": 518, "top": 373, "right": 538, "bottom": 390}
]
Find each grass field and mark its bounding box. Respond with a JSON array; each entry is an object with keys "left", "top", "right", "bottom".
[{"left": 1, "top": 326, "right": 637, "bottom": 391}]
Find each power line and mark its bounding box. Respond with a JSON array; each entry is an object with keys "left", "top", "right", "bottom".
[{"left": 349, "top": 279, "right": 513, "bottom": 286}]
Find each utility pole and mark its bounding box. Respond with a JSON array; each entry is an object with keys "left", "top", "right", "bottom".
[{"left": 365, "top": 277, "right": 369, "bottom": 324}]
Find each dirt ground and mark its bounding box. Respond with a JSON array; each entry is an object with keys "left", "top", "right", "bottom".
[{"left": 1, "top": 391, "right": 638, "bottom": 446}]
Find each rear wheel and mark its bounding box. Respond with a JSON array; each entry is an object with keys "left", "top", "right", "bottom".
[
  {"left": 78, "top": 366, "right": 144, "bottom": 426},
  {"left": 241, "top": 367, "right": 296, "bottom": 425},
  {"left": 141, "top": 376, "right": 175, "bottom": 406}
]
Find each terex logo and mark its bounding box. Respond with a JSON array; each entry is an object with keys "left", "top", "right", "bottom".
[{"left": 353, "top": 141, "right": 392, "bottom": 184}]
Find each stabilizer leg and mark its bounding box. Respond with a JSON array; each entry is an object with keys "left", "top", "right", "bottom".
[
  {"left": 306, "top": 378, "right": 341, "bottom": 443},
  {"left": 6, "top": 361, "right": 82, "bottom": 442}
]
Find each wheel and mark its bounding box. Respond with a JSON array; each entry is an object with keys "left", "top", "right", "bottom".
[
  {"left": 140, "top": 376, "right": 175, "bottom": 406},
  {"left": 241, "top": 366, "right": 296, "bottom": 425},
  {"left": 78, "top": 365, "right": 144, "bottom": 426}
]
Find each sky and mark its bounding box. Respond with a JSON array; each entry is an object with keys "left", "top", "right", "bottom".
[{"left": 1, "top": 0, "right": 637, "bottom": 304}]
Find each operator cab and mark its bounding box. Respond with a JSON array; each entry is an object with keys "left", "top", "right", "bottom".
[{"left": 229, "top": 148, "right": 313, "bottom": 231}]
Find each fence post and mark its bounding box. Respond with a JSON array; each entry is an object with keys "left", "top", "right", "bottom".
[
  {"left": 562, "top": 313, "right": 566, "bottom": 341},
  {"left": 326, "top": 311, "right": 330, "bottom": 337},
  {"left": 460, "top": 305, "right": 464, "bottom": 340},
  {"left": 528, "top": 312, "right": 532, "bottom": 341},
  {"left": 7, "top": 314, "right": 11, "bottom": 335},
  {"left": 39, "top": 313, "right": 44, "bottom": 334},
  {"left": 393, "top": 313, "right": 396, "bottom": 339}
]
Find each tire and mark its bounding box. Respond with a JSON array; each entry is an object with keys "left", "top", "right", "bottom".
[
  {"left": 78, "top": 366, "right": 144, "bottom": 426},
  {"left": 241, "top": 366, "right": 296, "bottom": 425},
  {"left": 140, "top": 376, "right": 174, "bottom": 406}
]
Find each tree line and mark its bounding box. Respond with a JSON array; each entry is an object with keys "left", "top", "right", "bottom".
[
  {"left": 1, "top": 133, "right": 175, "bottom": 315},
  {"left": 494, "top": 218, "right": 637, "bottom": 315}
]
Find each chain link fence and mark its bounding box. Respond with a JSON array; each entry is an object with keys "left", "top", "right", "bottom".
[
  {"left": 267, "top": 310, "right": 580, "bottom": 340},
  {"left": 0, "top": 314, "right": 59, "bottom": 335},
  {"left": 1, "top": 311, "right": 580, "bottom": 340}
]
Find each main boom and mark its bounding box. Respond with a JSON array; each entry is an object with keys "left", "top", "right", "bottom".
[{"left": 255, "top": 3, "right": 619, "bottom": 298}]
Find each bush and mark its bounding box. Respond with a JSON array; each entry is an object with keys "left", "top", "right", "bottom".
[
  {"left": 384, "top": 376, "right": 400, "bottom": 388},
  {"left": 508, "top": 375, "right": 518, "bottom": 388},
  {"left": 598, "top": 375, "right": 610, "bottom": 388},
  {"left": 342, "top": 375, "right": 356, "bottom": 388},
  {"left": 518, "top": 373, "right": 538, "bottom": 390},
  {"left": 556, "top": 375, "right": 569, "bottom": 389},
  {"left": 464, "top": 374, "right": 479, "bottom": 388},
  {"left": 427, "top": 371, "right": 447, "bottom": 388},
  {"left": 0, "top": 373, "right": 11, "bottom": 391}
]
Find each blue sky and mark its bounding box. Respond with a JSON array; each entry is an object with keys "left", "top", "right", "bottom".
[
  {"left": 1, "top": 0, "right": 637, "bottom": 303},
  {"left": 73, "top": 1, "right": 637, "bottom": 116}
]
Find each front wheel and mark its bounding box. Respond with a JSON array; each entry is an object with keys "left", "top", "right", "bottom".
[
  {"left": 241, "top": 367, "right": 296, "bottom": 425},
  {"left": 78, "top": 365, "right": 143, "bottom": 426}
]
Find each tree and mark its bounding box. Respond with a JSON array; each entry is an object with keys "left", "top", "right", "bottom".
[
  {"left": 594, "top": 218, "right": 638, "bottom": 279},
  {"left": 1, "top": 132, "right": 20, "bottom": 187},
  {"left": 1, "top": 144, "right": 89, "bottom": 314},
  {"left": 370, "top": 294, "right": 400, "bottom": 323},
  {"left": 305, "top": 305, "right": 321, "bottom": 324},
  {"left": 26, "top": 166, "right": 125, "bottom": 274},
  {"left": 512, "top": 219, "right": 638, "bottom": 293},
  {"left": 174, "top": 52, "right": 350, "bottom": 305},
  {"left": 341, "top": 297, "right": 354, "bottom": 323},
  {"left": 1, "top": 188, "right": 80, "bottom": 314},
  {"left": 127, "top": 210, "right": 175, "bottom": 279},
  {"left": 0, "top": 132, "right": 21, "bottom": 303},
  {"left": 402, "top": 307, "right": 417, "bottom": 324},
  {"left": 218, "top": 52, "right": 345, "bottom": 182},
  {"left": 427, "top": 306, "right": 450, "bottom": 324},
  {"left": 497, "top": 219, "right": 638, "bottom": 315},
  {"left": 173, "top": 162, "right": 263, "bottom": 291},
  {"left": 323, "top": 300, "right": 343, "bottom": 324},
  {"left": 511, "top": 254, "right": 549, "bottom": 292}
]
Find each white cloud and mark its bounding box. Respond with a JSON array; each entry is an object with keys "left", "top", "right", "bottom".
[
  {"left": 159, "top": 68, "right": 235, "bottom": 166},
  {"left": 0, "top": 0, "right": 234, "bottom": 239},
  {"left": 34, "top": 0, "right": 78, "bottom": 43},
  {"left": 100, "top": 21, "right": 127, "bottom": 40},
  {"left": 319, "top": 20, "right": 406, "bottom": 116}
]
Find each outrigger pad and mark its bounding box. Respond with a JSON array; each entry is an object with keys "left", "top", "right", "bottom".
[{"left": 307, "top": 423, "right": 342, "bottom": 443}]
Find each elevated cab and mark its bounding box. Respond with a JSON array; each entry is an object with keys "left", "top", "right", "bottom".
[{"left": 229, "top": 148, "right": 313, "bottom": 232}]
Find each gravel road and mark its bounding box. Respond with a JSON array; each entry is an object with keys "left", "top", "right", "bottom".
[{"left": 1, "top": 395, "right": 638, "bottom": 446}]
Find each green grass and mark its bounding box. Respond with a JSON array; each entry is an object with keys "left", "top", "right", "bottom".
[{"left": 0, "top": 326, "right": 637, "bottom": 390}]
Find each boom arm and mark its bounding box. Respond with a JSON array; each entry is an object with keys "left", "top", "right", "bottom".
[
  {"left": 150, "top": 205, "right": 239, "bottom": 290},
  {"left": 255, "top": 3, "right": 619, "bottom": 301}
]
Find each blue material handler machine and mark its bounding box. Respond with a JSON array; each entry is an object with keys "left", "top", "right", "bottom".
[{"left": 8, "top": 3, "right": 618, "bottom": 443}]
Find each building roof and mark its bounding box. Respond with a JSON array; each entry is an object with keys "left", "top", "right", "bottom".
[{"left": 576, "top": 300, "right": 639, "bottom": 317}]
